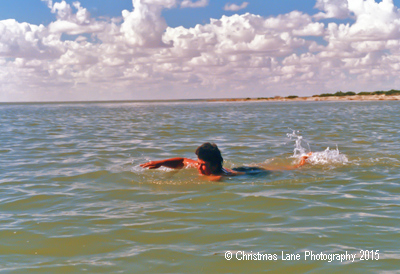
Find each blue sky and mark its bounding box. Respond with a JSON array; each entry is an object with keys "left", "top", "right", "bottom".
[
  {"left": 1, "top": 0, "right": 400, "bottom": 101},
  {"left": 0, "top": 0, "right": 333, "bottom": 27}
]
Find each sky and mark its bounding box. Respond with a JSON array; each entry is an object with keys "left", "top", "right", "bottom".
[{"left": 1, "top": 0, "right": 400, "bottom": 102}]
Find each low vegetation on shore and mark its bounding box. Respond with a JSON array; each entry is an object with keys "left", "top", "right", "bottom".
[
  {"left": 312, "top": 89, "right": 400, "bottom": 98},
  {"left": 240, "top": 89, "right": 400, "bottom": 100},
  {"left": 210, "top": 89, "right": 400, "bottom": 103}
]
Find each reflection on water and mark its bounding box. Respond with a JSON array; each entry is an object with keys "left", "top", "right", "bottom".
[{"left": 1, "top": 101, "right": 400, "bottom": 273}]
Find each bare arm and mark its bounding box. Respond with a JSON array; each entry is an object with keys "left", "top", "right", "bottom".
[
  {"left": 140, "top": 157, "right": 197, "bottom": 169},
  {"left": 258, "top": 153, "right": 312, "bottom": 171}
]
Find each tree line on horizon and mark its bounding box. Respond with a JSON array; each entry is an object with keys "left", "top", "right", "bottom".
[
  {"left": 245, "top": 89, "right": 400, "bottom": 100},
  {"left": 312, "top": 89, "right": 400, "bottom": 98}
]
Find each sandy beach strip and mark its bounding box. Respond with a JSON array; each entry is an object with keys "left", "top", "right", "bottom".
[{"left": 207, "top": 94, "right": 400, "bottom": 103}]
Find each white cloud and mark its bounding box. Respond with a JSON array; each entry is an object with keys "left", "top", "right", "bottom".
[
  {"left": 2, "top": 0, "right": 400, "bottom": 102},
  {"left": 314, "top": 0, "right": 350, "bottom": 20},
  {"left": 181, "top": 0, "right": 208, "bottom": 8},
  {"left": 224, "top": 2, "right": 249, "bottom": 11},
  {"left": 47, "top": 1, "right": 106, "bottom": 35},
  {"left": 292, "top": 22, "right": 325, "bottom": 36},
  {"left": 0, "top": 19, "right": 63, "bottom": 59}
]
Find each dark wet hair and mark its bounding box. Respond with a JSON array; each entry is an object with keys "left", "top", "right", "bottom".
[{"left": 195, "top": 143, "right": 223, "bottom": 171}]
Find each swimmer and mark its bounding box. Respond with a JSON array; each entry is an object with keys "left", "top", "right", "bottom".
[{"left": 140, "top": 143, "right": 312, "bottom": 180}]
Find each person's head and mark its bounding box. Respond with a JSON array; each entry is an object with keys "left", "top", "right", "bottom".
[{"left": 195, "top": 143, "right": 223, "bottom": 175}]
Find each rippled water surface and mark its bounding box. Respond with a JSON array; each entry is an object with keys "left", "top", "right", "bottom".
[{"left": 1, "top": 101, "right": 399, "bottom": 273}]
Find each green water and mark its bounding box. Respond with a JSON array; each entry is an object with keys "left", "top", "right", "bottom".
[{"left": 0, "top": 101, "right": 399, "bottom": 273}]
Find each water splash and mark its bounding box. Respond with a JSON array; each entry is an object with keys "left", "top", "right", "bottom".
[
  {"left": 287, "top": 130, "right": 348, "bottom": 165},
  {"left": 306, "top": 147, "right": 349, "bottom": 165},
  {"left": 286, "top": 130, "right": 311, "bottom": 157}
]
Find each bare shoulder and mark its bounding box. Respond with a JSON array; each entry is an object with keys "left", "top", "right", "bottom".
[{"left": 183, "top": 158, "right": 197, "bottom": 167}]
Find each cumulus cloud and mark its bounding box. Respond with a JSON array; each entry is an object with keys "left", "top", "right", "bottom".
[
  {"left": 181, "top": 0, "right": 208, "bottom": 8},
  {"left": 2, "top": 0, "right": 400, "bottom": 101},
  {"left": 0, "top": 19, "right": 63, "bottom": 59},
  {"left": 119, "top": 0, "right": 173, "bottom": 47},
  {"left": 48, "top": 1, "right": 106, "bottom": 35},
  {"left": 224, "top": 2, "right": 249, "bottom": 11},
  {"left": 314, "top": 0, "right": 350, "bottom": 20}
]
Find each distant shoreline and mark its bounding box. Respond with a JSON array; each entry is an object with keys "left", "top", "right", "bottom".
[
  {"left": 207, "top": 94, "right": 400, "bottom": 103},
  {"left": 2, "top": 93, "right": 400, "bottom": 105}
]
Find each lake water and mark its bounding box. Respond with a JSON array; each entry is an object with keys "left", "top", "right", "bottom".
[{"left": 1, "top": 101, "right": 399, "bottom": 273}]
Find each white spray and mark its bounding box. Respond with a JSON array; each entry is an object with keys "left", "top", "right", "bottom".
[{"left": 287, "top": 130, "right": 348, "bottom": 165}]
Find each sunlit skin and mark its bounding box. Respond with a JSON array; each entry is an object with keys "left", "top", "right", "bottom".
[
  {"left": 140, "top": 153, "right": 312, "bottom": 180},
  {"left": 139, "top": 158, "right": 226, "bottom": 175}
]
